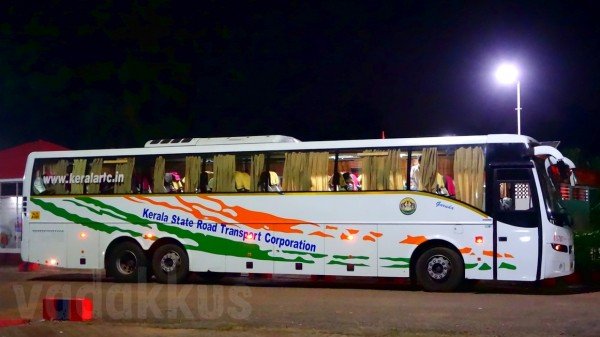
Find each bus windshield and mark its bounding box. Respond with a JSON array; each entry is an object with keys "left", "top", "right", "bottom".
[{"left": 534, "top": 157, "right": 571, "bottom": 227}]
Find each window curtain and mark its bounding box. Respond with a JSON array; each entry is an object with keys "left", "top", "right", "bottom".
[
  {"left": 184, "top": 156, "right": 201, "bottom": 193},
  {"left": 213, "top": 154, "right": 236, "bottom": 192},
  {"left": 70, "top": 159, "right": 87, "bottom": 194},
  {"left": 419, "top": 147, "right": 438, "bottom": 192},
  {"left": 388, "top": 149, "right": 405, "bottom": 190},
  {"left": 250, "top": 154, "right": 265, "bottom": 192},
  {"left": 361, "top": 150, "right": 395, "bottom": 190},
  {"left": 454, "top": 146, "right": 485, "bottom": 209},
  {"left": 375, "top": 155, "right": 388, "bottom": 190},
  {"left": 115, "top": 157, "right": 135, "bottom": 194},
  {"left": 282, "top": 152, "right": 329, "bottom": 191},
  {"left": 282, "top": 152, "right": 307, "bottom": 191},
  {"left": 87, "top": 158, "right": 103, "bottom": 194},
  {"left": 153, "top": 156, "right": 166, "bottom": 193},
  {"left": 308, "top": 152, "right": 329, "bottom": 191},
  {"left": 361, "top": 150, "right": 376, "bottom": 190}
]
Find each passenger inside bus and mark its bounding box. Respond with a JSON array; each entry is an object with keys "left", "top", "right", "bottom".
[
  {"left": 444, "top": 175, "right": 456, "bottom": 197},
  {"left": 234, "top": 171, "right": 251, "bottom": 192},
  {"left": 341, "top": 171, "right": 361, "bottom": 191},
  {"left": 207, "top": 176, "right": 215, "bottom": 192},
  {"left": 199, "top": 171, "right": 210, "bottom": 193},
  {"left": 164, "top": 172, "right": 183, "bottom": 193},
  {"left": 434, "top": 173, "right": 449, "bottom": 196},
  {"left": 258, "top": 171, "right": 282, "bottom": 192},
  {"left": 410, "top": 157, "right": 421, "bottom": 190},
  {"left": 499, "top": 182, "right": 513, "bottom": 211},
  {"left": 133, "top": 167, "right": 152, "bottom": 193},
  {"left": 329, "top": 171, "right": 341, "bottom": 191}
]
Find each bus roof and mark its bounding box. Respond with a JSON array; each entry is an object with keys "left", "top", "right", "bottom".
[{"left": 26, "top": 134, "right": 538, "bottom": 159}]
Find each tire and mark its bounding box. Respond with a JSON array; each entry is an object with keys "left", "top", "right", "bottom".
[
  {"left": 106, "top": 241, "right": 148, "bottom": 283},
  {"left": 415, "top": 246, "right": 464, "bottom": 292},
  {"left": 152, "top": 244, "right": 189, "bottom": 284}
]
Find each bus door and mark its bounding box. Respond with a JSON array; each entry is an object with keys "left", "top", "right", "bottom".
[{"left": 492, "top": 167, "right": 541, "bottom": 281}]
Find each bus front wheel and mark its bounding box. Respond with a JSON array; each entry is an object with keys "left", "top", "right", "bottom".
[
  {"left": 152, "top": 244, "right": 189, "bottom": 284},
  {"left": 106, "top": 241, "right": 148, "bottom": 283},
  {"left": 415, "top": 247, "right": 464, "bottom": 292}
]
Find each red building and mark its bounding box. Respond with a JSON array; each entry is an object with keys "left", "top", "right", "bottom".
[{"left": 0, "top": 140, "right": 68, "bottom": 263}]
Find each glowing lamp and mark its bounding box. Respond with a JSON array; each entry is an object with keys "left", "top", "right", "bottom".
[
  {"left": 495, "top": 62, "right": 522, "bottom": 135},
  {"left": 495, "top": 63, "right": 518, "bottom": 84}
]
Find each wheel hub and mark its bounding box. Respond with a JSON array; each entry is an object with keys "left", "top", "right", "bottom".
[
  {"left": 160, "top": 251, "right": 181, "bottom": 273},
  {"left": 427, "top": 255, "right": 451, "bottom": 280},
  {"left": 116, "top": 250, "right": 137, "bottom": 275}
]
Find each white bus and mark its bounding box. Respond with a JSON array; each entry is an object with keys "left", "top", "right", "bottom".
[{"left": 21, "top": 134, "right": 576, "bottom": 291}]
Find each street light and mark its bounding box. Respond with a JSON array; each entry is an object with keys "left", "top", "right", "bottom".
[{"left": 495, "top": 63, "right": 521, "bottom": 135}]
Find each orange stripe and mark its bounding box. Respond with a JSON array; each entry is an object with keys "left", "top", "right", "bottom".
[
  {"left": 199, "top": 196, "right": 312, "bottom": 233},
  {"left": 504, "top": 253, "right": 514, "bottom": 258},
  {"left": 400, "top": 235, "right": 427, "bottom": 245},
  {"left": 347, "top": 229, "right": 359, "bottom": 235},
  {"left": 459, "top": 247, "right": 472, "bottom": 254},
  {"left": 309, "top": 231, "right": 334, "bottom": 238},
  {"left": 125, "top": 196, "right": 144, "bottom": 203},
  {"left": 370, "top": 231, "right": 383, "bottom": 238},
  {"left": 326, "top": 225, "right": 338, "bottom": 230},
  {"left": 363, "top": 235, "right": 376, "bottom": 242},
  {"left": 483, "top": 250, "right": 501, "bottom": 257}
]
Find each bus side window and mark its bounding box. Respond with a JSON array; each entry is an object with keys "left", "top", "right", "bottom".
[
  {"left": 132, "top": 158, "right": 153, "bottom": 194},
  {"left": 498, "top": 181, "right": 533, "bottom": 212},
  {"left": 499, "top": 182, "right": 513, "bottom": 211}
]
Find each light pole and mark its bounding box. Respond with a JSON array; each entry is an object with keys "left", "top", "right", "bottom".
[{"left": 495, "top": 63, "right": 521, "bottom": 135}]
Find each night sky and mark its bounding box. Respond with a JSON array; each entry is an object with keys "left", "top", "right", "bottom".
[{"left": 1, "top": 1, "right": 598, "bottom": 156}]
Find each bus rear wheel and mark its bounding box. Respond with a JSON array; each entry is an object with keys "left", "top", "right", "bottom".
[
  {"left": 152, "top": 244, "right": 189, "bottom": 284},
  {"left": 416, "top": 247, "right": 464, "bottom": 292},
  {"left": 106, "top": 241, "right": 148, "bottom": 283}
]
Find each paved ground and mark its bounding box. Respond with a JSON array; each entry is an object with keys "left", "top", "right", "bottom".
[{"left": 0, "top": 266, "right": 599, "bottom": 336}]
